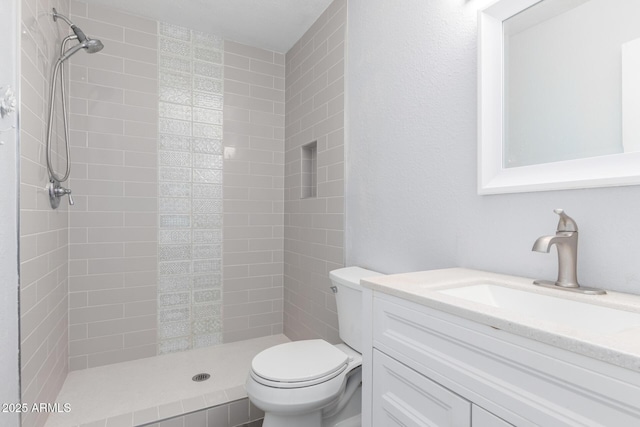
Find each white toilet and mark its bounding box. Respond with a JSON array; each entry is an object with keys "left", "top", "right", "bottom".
[{"left": 246, "top": 267, "right": 383, "bottom": 427}]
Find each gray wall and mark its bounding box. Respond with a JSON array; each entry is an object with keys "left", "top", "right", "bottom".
[
  {"left": 68, "top": 1, "right": 159, "bottom": 370},
  {"left": 284, "top": 0, "right": 346, "bottom": 343},
  {"left": 0, "top": 0, "right": 20, "bottom": 425},
  {"left": 20, "top": 1, "right": 71, "bottom": 426},
  {"left": 222, "top": 41, "right": 285, "bottom": 344},
  {"left": 346, "top": 0, "right": 640, "bottom": 295}
]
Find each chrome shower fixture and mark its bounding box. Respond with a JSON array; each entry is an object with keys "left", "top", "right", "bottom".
[
  {"left": 52, "top": 8, "right": 104, "bottom": 60},
  {"left": 46, "top": 8, "right": 104, "bottom": 209}
]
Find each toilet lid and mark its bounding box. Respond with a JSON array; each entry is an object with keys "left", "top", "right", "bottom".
[{"left": 251, "top": 340, "right": 349, "bottom": 384}]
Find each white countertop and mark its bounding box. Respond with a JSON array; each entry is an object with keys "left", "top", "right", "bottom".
[{"left": 362, "top": 268, "right": 640, "bottom": 372}]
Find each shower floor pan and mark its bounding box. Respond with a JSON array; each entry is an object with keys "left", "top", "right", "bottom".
[{"left": 44, "top": 334, "right": 289, "bottom": 427}]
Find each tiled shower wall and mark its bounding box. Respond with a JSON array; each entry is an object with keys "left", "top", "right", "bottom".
[
  {"left": 19, "top": 0, "right": 70, "bottom": 426},
  {"left": 222, "top": 42, "right": 285, "bottom": 343},
  {"left": 156, "top": 23, "right": 225, "bottom": 353},
  {"left": 68, "top": 2, "right": 159, "bottom": 369},
  {"left": 284, "top": 0, "right": 346, "bottom": 342},
  {"left": 63, "top": 0, "right": 285, "bottom": 367},
  {"left": 19, "top": 1, "right": 337, "bottom": 398}
]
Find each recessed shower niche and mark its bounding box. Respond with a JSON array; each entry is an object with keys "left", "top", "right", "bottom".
[{"left": 301, "top": 141, "right": 317, "bottom": 199}]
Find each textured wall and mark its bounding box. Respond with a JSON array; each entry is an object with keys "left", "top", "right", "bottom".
[
  {"left": 346, "top": 0, "right": 640, "bottom": 295},
  {"left": 19, "top": 0, "right": 70, "bottom": 426},
  {"left": 0, "top": 0, "right": 20, "bottom": 424},
  {"left": 222, "top": 41, "right": 285, "bottom": 343},
  {"left": 156, "top": 22, "right": 225, "bottom": 354},
  {"left": 67, "top": 1, "right": 159, "bottom": 369},
  {"left": 283, "top": 0, "right": 346, "bottom": 342}
]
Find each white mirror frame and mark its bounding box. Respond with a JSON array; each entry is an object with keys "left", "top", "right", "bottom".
[{"left": 478, "top": 0, "right": 640, "bottom": 195}]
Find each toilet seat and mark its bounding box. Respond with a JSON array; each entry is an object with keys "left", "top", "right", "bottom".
[{"left": 250, "top": 340, "right": 350, "bottom": 389}]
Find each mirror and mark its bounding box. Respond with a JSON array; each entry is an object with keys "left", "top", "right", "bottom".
[{"left": 478, "top": 0, "right": 640, "bottom": 194}]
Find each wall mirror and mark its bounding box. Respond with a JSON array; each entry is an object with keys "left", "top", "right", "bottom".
[{"left": 478, "top": 0, "right": 640, "bottom": 194}]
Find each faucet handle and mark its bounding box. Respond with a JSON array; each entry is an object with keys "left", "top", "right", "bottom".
[{"left": 553, "top": 209, "right": 578, "bottom": 232}]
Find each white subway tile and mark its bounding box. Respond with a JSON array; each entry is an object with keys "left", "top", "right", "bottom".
[
  {"left": 72, "top": 16, "right": 125, "bottom": 42},
  {"left": 70, "top": 242, "right": 124, "bottom": 259},
  {"left": 70, "top": 304, "right": 124, "bottom": 325},
  {"left": 250, "top": 59, "right": 285, "bottom": 78},
  {"left": 125, "top": 28, "right": 158, "bottom": 49},
  {"left": 71, "top": 81, "right": 125, "bottom": 103},
  {"left": 225, "top": 41, "right": 274, "bottom": 63},
  {"left": 87, "top": 4, "right": 157, "bottom": 34}
]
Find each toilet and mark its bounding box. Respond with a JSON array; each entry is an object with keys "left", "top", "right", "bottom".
[{"left": 245, "top": 267, "right": 383, "bottom": 427}]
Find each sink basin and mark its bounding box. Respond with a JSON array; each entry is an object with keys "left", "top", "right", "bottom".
[{"left": 438, "top": 284, "right": 640, "bottom": 335}]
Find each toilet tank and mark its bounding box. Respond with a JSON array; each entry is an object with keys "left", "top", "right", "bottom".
[{"left": 329, "top": 267, "right": 384, "bottom": 353}]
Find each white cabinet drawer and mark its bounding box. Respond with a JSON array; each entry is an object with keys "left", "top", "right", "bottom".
[
  {"left": 472, "top": 405, "right": 513, "bottom": 427},
  {"left": 372, "top": 349, "right": 471, "bottom": 427},
  {"left": 372, "top": 294, "right": 640, "bottom": 426}
]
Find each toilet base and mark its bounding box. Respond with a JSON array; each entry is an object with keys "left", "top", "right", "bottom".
[
  {"left": 261, "top": 389, "right": 361, "bottom": 427},
  {"left": 262, "top": 410, "right": 322, "bottom": 427},
  {"left": 334, "top": 415, "right": 361, "bottom": 427},
  {"left": 323, "top": 382, "right": 361, "bottom": 427}
]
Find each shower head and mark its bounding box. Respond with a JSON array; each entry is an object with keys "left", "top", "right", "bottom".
[
  {"left": 84, "top": 38, "right": 104, "bottom": 54},
  {"left": 52, "top": 8, "right": 104, "bottom": 61},
  {"left": 58, "top": 37, "right": 104, "bottom": 62}
]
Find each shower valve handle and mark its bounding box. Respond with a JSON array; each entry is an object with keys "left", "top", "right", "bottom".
[
  {"left": 49, "top": 181, "right": 74, "bottom": 208},
  {"left": 54, "top": 186, "right": 74, "bottom": 205}
]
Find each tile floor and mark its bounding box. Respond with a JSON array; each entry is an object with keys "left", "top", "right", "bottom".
[{"left": 45, "top": 335, "right": 289, "bottom": 427}]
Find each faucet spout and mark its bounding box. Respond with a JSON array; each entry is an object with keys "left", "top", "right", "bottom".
[
  {"left": 532, "top": 235, "right": 559, "bottom": 253},
  {"left": 532, "top": 232, "right": 579, "bottom": 288}
]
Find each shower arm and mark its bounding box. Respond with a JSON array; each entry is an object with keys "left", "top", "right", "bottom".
[
  {"left": 52, "top": 9, "right": 73, "bottom": 26},
  {"left": 53, "top": 8, "right": 89, "bottom": 43}
]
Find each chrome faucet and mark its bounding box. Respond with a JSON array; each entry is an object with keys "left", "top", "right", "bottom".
[{"left": 532, "top": 209, "right": 606, "bottom": 295}]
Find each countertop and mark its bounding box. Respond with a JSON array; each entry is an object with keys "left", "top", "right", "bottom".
[{"left": 362, "top": 268, "right": 640, "bottom": 373}]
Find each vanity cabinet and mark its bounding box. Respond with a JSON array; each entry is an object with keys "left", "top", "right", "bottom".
[
  {"left": 372, "top": 349, "right": 471, "bottom": 426},
  {"left": 362, "top": 289, "right": 640, "bottom": 427},
  {"left": 372, "top": 349, "right": 512, "bottom": 426},
  {"left": 472, "top": 406, "right": 512, "bottom": 427}
]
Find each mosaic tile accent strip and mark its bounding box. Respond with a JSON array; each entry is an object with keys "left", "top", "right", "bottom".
[
  {"left": 193, "top": 184, "right": 223, "bottom": 199},
  {"left": 159, "top": 230, "right": 191, "bottom": 245},
  {"left": 159, "top": 22, "right": 192, "bottom": 41},
  {"left": 159, "top": 275, "right": 191, "bottom": 292},
  {"left": 193, "top": 230, "right": 222, "bottom": 244},
  {"left": 160, "top": 135, "right": 192, "bottom": 152},
  {"left": 160, "top": 71, "right": 191, "bottom": 89},
  {"left": 194, "top": 61, "right": 223, "bottom": 79},
  {"left": 193, "top": 274, "right": 222, "bottom": 289},
  {"left": 158, "top": 22, "right": 224, "bottom": 354}
]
